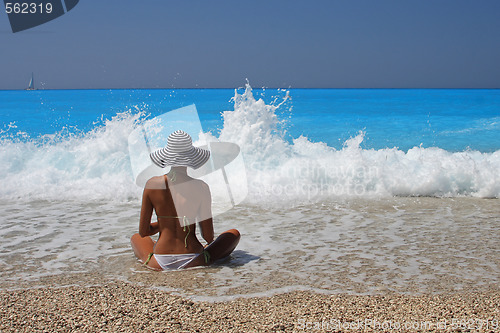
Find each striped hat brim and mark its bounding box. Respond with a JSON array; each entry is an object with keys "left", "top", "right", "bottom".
[{"left": 150, "top": 146, "right": 210, "bottom": 170}]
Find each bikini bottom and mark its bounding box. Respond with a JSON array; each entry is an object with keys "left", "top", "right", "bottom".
[{"left": 153, "top": 253, "right": 197, "bottom": 270}]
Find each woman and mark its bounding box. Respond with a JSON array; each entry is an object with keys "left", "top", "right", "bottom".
[{"left": 130, "top": 130, "right": 240, "bottom": 270}]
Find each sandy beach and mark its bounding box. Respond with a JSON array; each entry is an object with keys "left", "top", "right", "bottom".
[{"left": 1, "top": 276, "right": 499, "bottom": 332}]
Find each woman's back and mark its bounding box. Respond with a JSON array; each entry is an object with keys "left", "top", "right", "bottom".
[{"left": 144, "top": 171, "right": 212, "bottom": 254}]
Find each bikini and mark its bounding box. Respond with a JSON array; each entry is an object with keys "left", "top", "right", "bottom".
[{"left": 146, "top": 252, "right": 197, "bottom": 270}]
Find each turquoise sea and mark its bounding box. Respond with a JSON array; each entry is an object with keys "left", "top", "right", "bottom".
[
  {"left": 0, "top": 85, "right": 499, "bottom": 299},
  {"left": 2, "top": 87, "right": 499, "bottom": 152}
]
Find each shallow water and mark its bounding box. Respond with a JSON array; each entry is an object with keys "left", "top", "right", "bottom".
[{"left": 1, "top": 197, "right": 498, "bottom": 301}]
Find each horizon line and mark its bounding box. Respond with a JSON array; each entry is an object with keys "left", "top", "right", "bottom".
[{"left": 1, "top": 87, "right": 499, "bottom": 91}]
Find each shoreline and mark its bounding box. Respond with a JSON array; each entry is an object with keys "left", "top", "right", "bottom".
[{"left": 1, "top": 278, "right": 499, "bottom": 332}]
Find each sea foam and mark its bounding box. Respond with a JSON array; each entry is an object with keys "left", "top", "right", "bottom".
[
  {"left": 0, "top": 84, "right": 498, "bottom": 203},
  {"left": 220, "top": 85, "right": 500, "bottom": 200},
  {"left": 0, "top": 112, "right": 142, "bottom": 202}
]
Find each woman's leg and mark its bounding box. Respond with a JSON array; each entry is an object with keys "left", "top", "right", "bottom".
[
  {"left": 209, "top": 229, "right": 241, "bottom": 260},
  {"left": 183, "top": 229, "right": 240, "bottom": 268},
  {"left": 130, "top": 233, "right": 154, "bottom": 262},
  {"left": 130, "top": 233, "right": 163, "bottom": 270}
]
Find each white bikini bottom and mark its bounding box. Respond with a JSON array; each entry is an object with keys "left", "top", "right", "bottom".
[{"left": 153, "top": 253, "right": 197, "bottom": 270}]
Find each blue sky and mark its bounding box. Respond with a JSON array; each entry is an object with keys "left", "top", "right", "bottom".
[{"left": 1, "top": 0, "right": 500, "bottom": 89}]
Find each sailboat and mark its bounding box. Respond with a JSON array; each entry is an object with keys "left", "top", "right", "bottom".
[{"left": 26, "top": 73, "right": 35, "bottom": 90}]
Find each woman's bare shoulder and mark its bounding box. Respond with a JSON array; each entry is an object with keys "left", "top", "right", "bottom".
[
  {"left": 144, "top": 176, "right": 167, "bottom": 190},
  {"left": 186, "top": 178, "right": 210, "bottom": 193}
]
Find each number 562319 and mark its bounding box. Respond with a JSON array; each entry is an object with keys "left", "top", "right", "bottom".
[{"left": 5, "top": 2, "right": 53, "bottom": 14}]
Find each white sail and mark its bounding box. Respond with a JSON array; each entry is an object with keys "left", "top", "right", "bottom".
[{"left": 26, "top": 73, "right": 35, "bottom": 90}]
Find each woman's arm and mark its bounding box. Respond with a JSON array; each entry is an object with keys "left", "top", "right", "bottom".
[
  {"left": 148, "top": 221, "right": 160, "bottom": 235},
  {"left": 199, "top": 218, "right": 214, "bottom": 244},
  {"left": 138, "top": 189, "right": 159, "bottom": 237},
  {"left": 198, "top": 182, "right": 214, "bottom": 244}
]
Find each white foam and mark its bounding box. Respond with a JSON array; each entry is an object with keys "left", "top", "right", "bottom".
[
  {"left": 218, "top": 84, "right": 500, "bottom": 200},
  {"left": 0, "top": 112, "right": 142, "bottom": 202},
  {"left": 0, "top": 85, "right": 498, "bottom": 203}
]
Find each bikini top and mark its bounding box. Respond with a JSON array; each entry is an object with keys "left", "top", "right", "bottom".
[{"left": 157, "top": 215, "right": 189, "bottom": 226}]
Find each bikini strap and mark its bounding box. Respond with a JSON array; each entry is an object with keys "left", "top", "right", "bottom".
[
  {"left": 203, "top": 249, "right": 211, "bottom": 264},
  {"left": 156, "top": 215, "right": 191, "bottom": 248},
  {"left": 167, "top": 169, "right": 176, "bottom": 183},
  {"left": 144, "top": 252, "right": 154, "bottom": 266},
  {"left": 157, "top": 215, "right": 189, "bottom": 226}
]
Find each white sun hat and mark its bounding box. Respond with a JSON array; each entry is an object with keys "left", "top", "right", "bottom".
[{"left": 149, "top": 130, "right": 210, "bottom": 170}]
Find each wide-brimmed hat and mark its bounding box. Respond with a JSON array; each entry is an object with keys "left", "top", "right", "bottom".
[{"left": 150, "top": 130, "right": 210, "bottom": 169}]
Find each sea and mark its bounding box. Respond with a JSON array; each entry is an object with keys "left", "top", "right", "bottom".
[{"left": 0, "top": 85, "right": 499, "bottom": 301}]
